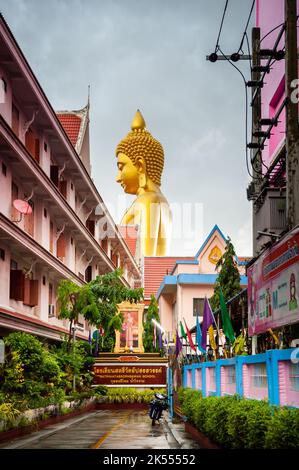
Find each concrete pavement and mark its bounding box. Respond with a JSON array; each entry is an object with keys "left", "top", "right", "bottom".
[{"left": 0, "top": 409, "right": 200, "bottom": 450}]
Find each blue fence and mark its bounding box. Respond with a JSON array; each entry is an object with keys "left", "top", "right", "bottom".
[{"left": 182, "top": 349, "right": 299, "bottom": 408}]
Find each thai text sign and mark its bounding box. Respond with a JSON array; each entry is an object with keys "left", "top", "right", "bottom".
[
  {"left": 93, "top": 364, "right": 167, "bottom": 386},
  {"left": 248, "top": 227, "right": 299, "bottom": 335}
]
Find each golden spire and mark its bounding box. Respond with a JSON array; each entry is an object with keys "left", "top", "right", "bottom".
[{"left": 131, "top": 109, "right": 146, "bottom": 131}]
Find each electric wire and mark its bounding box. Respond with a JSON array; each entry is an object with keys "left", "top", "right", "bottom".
[
  {"left": 238, "top": 0, "right": 256, "bottom": 53},
  {"left": 215, "top": 0, "right": 229, "bottom": 53},
  {"left": 218, "top": 46, "right": 260, "bottom": 180}
]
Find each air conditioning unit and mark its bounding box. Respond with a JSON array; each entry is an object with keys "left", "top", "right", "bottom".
[
  {"left": 255, "top": 187, "right": 286, "bottom": 252},
  {"left": 48, "top": 304, "right": 55, "bottom": 318}
]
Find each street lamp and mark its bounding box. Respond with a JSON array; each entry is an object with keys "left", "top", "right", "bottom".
[{"left": 71, "top": 325, "right": 77, "bottom": 392}]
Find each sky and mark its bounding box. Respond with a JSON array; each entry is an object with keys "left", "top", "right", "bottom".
[{"left": 0, "top": 0, "right": 255, "bottom": 257}]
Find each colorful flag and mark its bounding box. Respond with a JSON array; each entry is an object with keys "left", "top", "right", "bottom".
[
  {"left": 208, "top": 325, "right": 217, "bottom": 350},
  {"left": 196, "top": 315, "right": 206, "bottom": 354},
  {"left": 183, "top": 319, "right": 197, "bottom": 352},
  {"left": 219, "top": 289, "right": 235, "bottom": 342},
  {"left": 158, "top": 330, "right": 163, "bottom": 349},
  {"left": 179, "top": 321, "right": 187, "bottom": 340},
  {"left": 201, "top": 297, "right": 214, "bottom": 350},
  {"left": 175, "top": 329, "right": 182, "bottom": 357}
]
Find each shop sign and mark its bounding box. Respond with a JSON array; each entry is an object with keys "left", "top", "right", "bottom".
[{"left": 248, "top": 227, "right": 299, "bottom": 335}]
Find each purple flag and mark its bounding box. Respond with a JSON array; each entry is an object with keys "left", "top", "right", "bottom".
[
  {"left": 158, "top": 330, "right": 163, "bottom": 349},
  {"left": 175, "top": 329, "right": 182, "bottom": 357},
  {"left": 201, "top": 297, "right": 214, "bottom": 350}
]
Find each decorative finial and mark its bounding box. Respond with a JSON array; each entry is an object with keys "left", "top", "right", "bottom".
[{"left": 131, "top": 109, "right": 146, "bottom": 131}]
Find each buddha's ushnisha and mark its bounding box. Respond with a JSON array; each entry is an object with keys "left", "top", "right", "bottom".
[{"left": 116, "top": 110, "right": 172, "bottom": 256}]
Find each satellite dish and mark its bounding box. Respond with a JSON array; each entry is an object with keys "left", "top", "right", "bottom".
[{"left": 13, "top": 199, "right": 32, "bottom": 215}]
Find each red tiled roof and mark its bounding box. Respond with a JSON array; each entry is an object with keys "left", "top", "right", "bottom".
[
  {"left": 118, "top": 225, "right": 138, "bottom": 258},
  {"left": 57, "top": 113, "right": 82, "bottom": 147},
  {"left": 144, "top": 256, "right": 194, "bottom": 299}
]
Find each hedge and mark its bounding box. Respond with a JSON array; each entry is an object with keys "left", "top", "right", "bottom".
[{"left": 178, "top": 388, "right": 299, "bottom": 449}]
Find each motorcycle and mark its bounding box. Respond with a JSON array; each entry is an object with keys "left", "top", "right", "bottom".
[{"left": 149, "top": 392, "right": 168, "bottom": 426}]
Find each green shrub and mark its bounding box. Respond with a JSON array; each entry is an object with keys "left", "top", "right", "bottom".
[
  {"left": 265, "top": 407, "right": 299, "bottom": 449},
  {"left": 204, "top": 396, "right": 237, "bottom": 447},
  {"left": 178, "top": 388, "right": 299, "bottom": 449},
  {"left": 93, "top": 385, "right": 108, "bottom": 396}
]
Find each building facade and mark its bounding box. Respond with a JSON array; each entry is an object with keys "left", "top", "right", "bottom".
[
  {"left": 0, "top": 15, "right": 141, "bottom": 342},
  {"left": 155, "top": 225, "right": 248, "bottom": 339}
]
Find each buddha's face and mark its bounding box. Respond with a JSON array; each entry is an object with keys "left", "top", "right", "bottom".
[{"left": 116, "top": 152, "right": 139, "bottom": 194}]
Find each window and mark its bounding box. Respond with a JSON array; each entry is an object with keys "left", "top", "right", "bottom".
[
  {"left": 48, "top": 283, "right": 55, "bottom": 317},
  {"left": 0, "top": 78, "right": 7, "bottom": 103},
  {"left": 10, "top": 259, "right": 18, "bottom": 270},
  {"left": 86, "top": 219, "right": 95, "bottom": 236},
  {"left": 0, "top": 248, "right": 5, "bottom": 261},
  {"left": 44, "top": 142, "right": 47, "bottom": 152},
  {"left": 25, "top": 128, "right": 40, "bottom": 163},
  {"left": 252, "top": 363, "right": 268, "bottom": 388},
  {"left": 85, "top": 265, "right": 92, "bottom": 282},
  {"left": 193, "top": 298, "right": 204, "bottom": 317},
  {"left": 12, "top": 103, "right": 19, "bottom": 137},
  {"left": 2, "top": 163, "right": 7, "bottom": 176},
  {"left": 290, "top": 363, "right": 299, "bottom": 392},
  {"left": 226, "top": 366, "right": 236, "bottom": 385},
  {"left": 10, "top": 269, "right": 25, "bottom": 301},
  {"left": 44, "top": 208, "right": 47, "bottom": 218}
]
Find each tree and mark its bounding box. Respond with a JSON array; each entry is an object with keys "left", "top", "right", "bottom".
[
  {"left": 210, "top": 237, "right": 241, "bottom": 312},
  {"left": 143, "top": 294, "right": 161, "bottom": 353},
  {"left": 57, "top": 268, "right": 143, "bottom": 351}
]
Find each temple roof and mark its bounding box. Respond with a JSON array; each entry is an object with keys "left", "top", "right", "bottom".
[
  {"left": 143, "top": 256, "right": 194, "bottom": 300},
  {"left": 118, "top": 225, "right": 139, "bottom": 258},
  {"left": 56, "top": 104, "right": 89, "bottom": 154}
]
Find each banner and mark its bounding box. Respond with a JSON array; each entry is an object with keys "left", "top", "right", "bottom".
[{"left": 248, "top": 227, "right": 299, "bottom": 335}]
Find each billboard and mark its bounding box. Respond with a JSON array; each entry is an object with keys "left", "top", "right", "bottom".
[{"left": 248, "top": 227, "right": 299, "bottom": 335}]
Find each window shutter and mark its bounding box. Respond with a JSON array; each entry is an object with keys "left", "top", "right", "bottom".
[
  {"left": 25, "top": 129, "right": 35, "bottom": 158},
  {"left": 50, "top": 166, "right": 59, "bottom": 187},
  {"left": 12, "top": 103, "right": 19, "bottom": 136},
  {"left": 57, "top": 233, "right": 66, "bottom": 259},
  {"left": 58, "top": 180, "right": 67, "bottom": 198},
  {"left": 24, "top": 200, "right": 34, "bottom": 237},
  {"left": 23, "top": 279, "right": 39, "bottom": 307},
  {"left": 34, "top": 139, "right": 40, "bottom": 163},
  {"left": 10, "top": 270, "right": 25, "bottom": 301}
]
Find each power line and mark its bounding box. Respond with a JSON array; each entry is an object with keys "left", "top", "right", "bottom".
[
  {"left": 215, "top": 0, "right": 229, "bottom": 53},
  {"left": 238, "top": 0, "right": 256, "bottom": 53}
]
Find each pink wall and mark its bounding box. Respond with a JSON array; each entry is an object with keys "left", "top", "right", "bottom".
[
  {"left": 195, "top": 368, "right": 202, "bottom": 390},
  {"left": 256, "top": 0, "right": 299, "bottom": 167},
  {"left": 220, "top": 365, "right": 236, "bottom": 396},
  {"left": 243, "top": 363, "right": 268, "bottom": 400},
  {"left": 206, "top": 366, "right": 216, "bottom": 394},
  {"left": 279, "top": 361, "right": 299, "bottom": 407},
  {"left": 180, "top": 284, "right": 214, "bottom": 327}
]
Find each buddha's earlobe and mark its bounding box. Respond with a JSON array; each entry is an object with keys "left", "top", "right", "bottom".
[{"left": 138, "top": 172, "right": 147, "bottom": 189}]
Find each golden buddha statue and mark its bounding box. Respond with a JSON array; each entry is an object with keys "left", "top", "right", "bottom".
[{"left": 116, "top": 110, "right": 172, "bottom": 256}]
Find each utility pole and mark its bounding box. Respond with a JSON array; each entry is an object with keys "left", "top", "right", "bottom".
[
  {"left": 285, "top": 0, "right": 299, "bottom": 229},
  {"left": 251, "top": 26, "right": 262, "bottom": 256}
]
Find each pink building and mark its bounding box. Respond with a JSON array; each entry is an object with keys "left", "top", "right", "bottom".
[
  {"left": 251, "top": 1, "right": 299, "bottom": 254},
  {"left": 155, "top": 225, "right": 248, "bottom": 339},
  {"left": 0, "top": 15, "right": 141, "bottom": 342}
]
